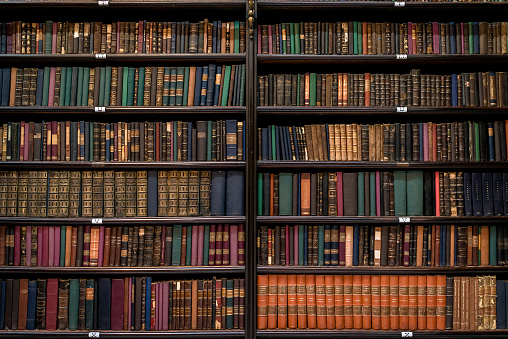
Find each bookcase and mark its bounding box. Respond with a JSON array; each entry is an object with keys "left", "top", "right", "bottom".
[{"left": 1, "top": 0, "right": 508, "bottom": 338}]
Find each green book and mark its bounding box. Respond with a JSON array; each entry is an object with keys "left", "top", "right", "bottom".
[
  {"left": 203, "top": 225, "right": 210, "bottom": 266},
  {"left": 282, "top": 23, "right": 287, "bottom": 54},
  {"left": 469, "top": 22, "right": 474, "bottom": 54},
  {"left": 394, "top": 171, "right": 407, "bottom": 216},
  {"left": 76, "top": 67, "right": 84, "bottom": 106},
  {"left": 234, "top": 21, "right": 240, "bottom": 53},
  {"left": 59, "top": 67, "right": 67, "bottom": 107},
  {"left": 309, "top": 73, "right": 317, "bottom": 106},
  {"left": 406, "top": 171, "right": 423, "bottom": 216},
  {"left": 162, "top": 67, "right": 170, "bottom": 106},
  {"left": 271, "top": 125, "right": 276, "bottom": 159},
  {"left": 279, "top": 173, "right": 293, "bottom": 216},
  {"left": 290, "top": 23, "right": 295, "bottom": 54},
  {"left": 221, "top": 66, "right": 231, "bottom": 106},
  {"left": 182, "top": 66, "right": 190, "bottom": 106},
  {"left": 318, "top": 226, "right": 324, "bottom": 266},
  {"left": 65, "top": 67, "right": 72, "bottom": 106},
  {"left": 127, "top": 67, "right": 135, "bottom": 106},
  {"left": 85, "top": 280, "right": 94, "bottom": 330},
  {"left": 104, "top": 66, "right": 111, "bottom": 106},
  {"left": 42, "top": 67, "right": 50, "bottom": 106},
  {"left": 172, "top": 225, "right": 182, "bottom": 265},
  {"left": 44, "top": 21, "right": 52, "bottom": 54},
  {"left": 82, "top": 67, "right": 90, "bottom": 106},
  {"left": 294, "top": 23, "right": 301, "bottom": 54},
  {"left": 490, "top": 225, "right": 497, "bottom": 265},
  {"left": 207, "top": 120, "right": 212, "bottom": 161},
  {"left": 358, "top": 21, "right": 362, "bottom": 55},
  {"left": 357, "top": 172, "right": 365, "bottom": 216},
  {"left": 68, "top": 278, "right": 79, "bottom": 330},
  {"left": 370, "top": 172, "right": 376, "bottom": 216},
  {"left": 137, "top": 67, "right": 145, "bottom": 106},
  {"left": 226, "top": 279, "right": 234, "bottom": 328},
  {"left": 240, "top": 64, "right": 246, "bottom": 106},
  {"left": 98, "top": 67, "right": 105, "bottom": 106},
  {"left": 186, "top": 225, "right": 192, "bottom": 266},
  {"left": 474, "top": 122, "right": 480, "bottom": 161},
  {"left": 122, "top": 67, "right": 128, "bottom": 106},
  {"left": 60, "top": 226, "right": 66, "bottom": 267},
  {"left": 298, "top": 225, "right": 304, "bottom": 265},
  {"left": 176, "top": 67, "right": 184, "bottom": 106},
  {"left": 353, "top": 21, "right": 358, "bottom": 55},
  {"left": 169, "top": 67, "right": 177, "bottom": 106},
  {"left": 257, "top": 173, "right": 263, "bottom": 216}
]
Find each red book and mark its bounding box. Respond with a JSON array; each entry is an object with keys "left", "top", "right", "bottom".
[
  {"left": 238, "top": 224, "right": 245, "bottom": 265},
  {"left": 352, "top": 275, "right": 362, "bottom": 329},
  {"left": 315, "top": 275, "right": 326, "bottom": 329},
  {"left": 124, "top": 278, "right": 130, "bottom": 330},
  {"left": 362, "top": 275, "right": 371, "bottom": 329},
  {"left": 297, "top": 274, "right": 307, "bottom": 329},
  {"left": 408, "top": 275, "right": 418, "bottom": 330},
  {"left": 48, "top": 226, "right": 54, "bottom": 267},
  {"left": 288, "top": 274, "right": 298, "bottom": 329},
  {"left": 98, "top": 226, "right": 105, "bottom": 267},
  {"left": 325, "top": 275, "right": 335, "bottom": 329},
  {"left": 209, "top": 225, "right": 216, "bottom": 265},
  {"left": 268, "top": 25, "right": 273, "bottom": 54},
  {"left": 163, "top": 281, "right": 169, "bottom": 330},
  {"left": 42, "top": 226, "right": 49, "bottom": 267},
  {"left": 230, "top": 224, "right": 238, "bottom": 266},
  {"left": 432, "top": 123, "right": 438, "bottom": 161},
  {"left": 334, "top": 275, "right": 344, "bottom": 329},
  {"left": 436, "top": 275, "right": 447, "bottom": 330},
  {"left": 417, "top": 275, "right": 427, "bottom": 330},
  {"left": 222, "top": 224, "right": 230, "bottom": 265},
  {"left": 336, "top": 172, "right": 343, "bottom": 216},
  {"left": 46, "top": 278, "right": 59, "bottom": 330},
  {"left": 197, "top": 225, "right": 204, "bottom": 266},
  {"left": 111, "top": 279, "right": 125, "bottom": 330},
  {"left": 191, "top": 226, "right": 199, "bottom": 266},
  {"left": 14, "top": 225, "right": 20, "bottom": 266},
  {"left": 380, "top": 275, "right": 390, "bottom": 330},
  {"left": 51, "top": 22, "right": 57, "bottom": 54},
  {"left": 306, "top": 274, "right": 317, "bottom": 329},
  {"left": 427, "top": 275, "right": 437, "bottom": 330}
]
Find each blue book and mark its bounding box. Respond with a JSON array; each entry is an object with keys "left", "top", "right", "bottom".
[
  {"left": 1, "top": 68, "right": 10, "bottom": 106},
  {"left": 482, "top": 172, "right": 494, "bottom": 216},
  {"left": 225, "top": 171, "right": 244, "bottom": 216},
  {"left": 498, "top": 280, "right": 506, "bottom": 329},
  {"left": 331, "top": 224, "right": 339, "bottom": 265},
  {"left": 193, "top": 66, "right": 202, "bottom": 106},
  {"left": 451, "top": 74, "right": 458, "bottom": 106},
  {"left": 275, "top": 126, "right": 280, "bottom": 160},
  {"left": 213, "top": 65, "right": 222, "bottom": 106},
  {"left": 488, "top": 122, "right": 495, "bottom": 161},
  {"left": 200, "top": 66, "right": 209, "bottom": 106},
  {"left": 473, "top": 22, "right": 480, "bottom": 54},
  {"left": 188, "top": 122, "right": 193, "bottom": 161},
  {"left": 147, "top": 171, "right": 158, "bottom": 217},
  {"left": 210, "top": 171, "right": 226, "bottom": 216},
  {"left": 212, "top": 21, "right": 218, "bottom": 53},
  {"left": 0, "top": 280, "right": 5, "bottom": 329},
  {"left": 318, "top": 226, "right": 324, "bottom": 266},
  {"left": 324, "top": 225, "right": 331, "bottom": 266},
  {"left": 225, "top": 120, "right": 237, "bottom": 160},
  {"left": 450, "top": 22, "right": 456, "bottom": 54},
  {"left": 472, "top": 173, "right": 483, "bottom": 216},
  {"left": 26, "top": 281, "right": 36, "bottom": 330},
  {"left": 504, "top": 173, "right": 508, "bottom": 216},
  {"left": 145, "top": 277, "right": 151, "bottom": 331},
  {"left": 464, "top": 172, "right": 472, "bottom": 216},
  {"left": 70, "top": 122, "right": 78, "bottom": 161},
  {"left": 97, "top": 278, "right": 111, "bottom": 330},
  {"left": 353, "top": 224, "right": 360, "bottom": 266},
  {"left": 205, "top": 64, "right": 216, "bottom": 106},
  {"left": 493, "top": 172, "right": 504, "bottom": 216},
  {"left": 292, "top": 126, "right": 299, "bottom": 160}
]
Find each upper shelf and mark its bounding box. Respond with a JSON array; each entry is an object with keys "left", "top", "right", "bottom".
[
  {"left": 0, "top": 216, "right": 246, "bottom": 225},
  {"left": 0, "top": 161, "right": 246, "bottom": 169},
  {"left": 0, "top": 0, "right": 246, "bottom": 8}
]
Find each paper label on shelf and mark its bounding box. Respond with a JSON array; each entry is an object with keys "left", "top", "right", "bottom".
[
  {"left": 89, "top": 332, "right": 100, "bottom": 338},
  {"left": 396, "top": 106, "right": 408, "bottom": 113},
  {"left": 394, "top": 1, "right": 406, "bottom": 7},
  {"left": 401, "top": 332, "right": 413, "bottom": 338},
  {"left": 94, "top": 107, "right": 106, "bottom": 113},
  {"left": 92, "top": 218, "right": 103, "bottom": 224},
  {"left": 97, "top": 0, "right": 108, "bottom": 6},
  {"left": 396, "top": 54, "right": 408, "bottom": 60},
  {"left": 399, "top": 217, "right": 411, "bottom": 223},
  {"left": 95, "top": 53, "right": 107, "bottom": 59}
]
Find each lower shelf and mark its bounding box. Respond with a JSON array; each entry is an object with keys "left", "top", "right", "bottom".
[
  {"left": 257, "top": 330, "right": 508, "bottom": 338},
  {"left": 0, "top": 330, "right": 245, "bottom": 338}
]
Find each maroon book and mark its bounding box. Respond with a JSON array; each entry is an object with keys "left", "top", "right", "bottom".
[
  {"left": 46, "top": 278, "right": 59, "bottom": 330},
  {"left": 110, "top": 279, "right": 124, "bottom": 330}
]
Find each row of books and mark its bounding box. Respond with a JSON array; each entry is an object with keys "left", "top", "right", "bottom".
[
  {"left": 0, "top": 119, "right": 245, "bottom": 162},
  {"left": 0, "top": 224, "right": 245, "bottom": 267},
  {"left": 258, "top": 120, "right": 508, "bottom": 162},
  {"left": 0, "top": 170, "right": 245, "bottom": 217},
  {"left": 0, "top": 65, "right": 245, "bottom": 107},
  {"left": 257, "top": 225, "right": 507, "bottom": 267},
  {"left": 0, "top": 277, "right": 244, "bottom": 331},
  {"left": 257, "top": 274, "right": 499, "bottom": 330},
  {"left": 0, "top": 20, "right": 245, "bottom": 55},
  {"left": 257, "top": 70, "right": 508, "bottom": 107},
  {"left": 257, "top": 171, "right": 508, "bottom": 217},
  {"left": 258, "top": 21, "right": 508, "bottom": 55}
]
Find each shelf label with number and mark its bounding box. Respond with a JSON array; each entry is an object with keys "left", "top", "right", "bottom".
[
  {"left": 401, "top": 332, "right": 413, "bottom": 338},
  {"left": 396, "top": 106, "right": 408, "bottom": 113},
  {"left": 396, "top": 54, "right": 408, "bottom": 60},
  {"left": 94, "top": 107, "right": 106, "bottom": 113},
  {"left": 92, "top": 218, "right": 103, "bottom": 224},
  {"left": 95, "top": 53, "right": 107, "bottom": 59},
  {"left": 89, "top": 332, "right": 100, "bottom": 338},
  {"left": 97, "top": 0, "right": 108, "bottom": 5},
  {"left": 399, "top": 217, "right": 411, "bottom": 223},
  {"left": 394, "top": 1, "right": 406, "bottom": 7}
]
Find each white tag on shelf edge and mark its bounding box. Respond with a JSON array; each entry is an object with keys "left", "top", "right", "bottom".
[
  {"left": 95, "top": 53, "right": 107, "bottom": 59},
  {"left": 394, "top": 1, "right": 406, "bottom": 7},
  {"left": 396, "top": 106, "right": 408, "bottom": 113},
  {"left": 94, "top": 107, "right": 106, "bottom": 113},
  {"left": 399, "top": 217, "right": 411, "bottom": 223},
  {"left": 89, "top": 332, "right": 100, "bottom": 338},
  {"left": 97, "top": 0, "right": 108, "bottom": 6},
  {"left": 396, "top": 54, "right": 408, "bottom": 60},
  {"left": 401, "top": 332, "right": 413, "bottom": 338},
  {"left": 92, "top": 218, "right": 103, "bottom": 224}
]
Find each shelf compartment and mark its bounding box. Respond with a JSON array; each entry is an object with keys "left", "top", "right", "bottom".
[
  {"left": 0, "top": 106, "right": 246, "bottom": 115},
  {"left": 0, "top": 331, "right": 245, "bottom": 338},
  {"left": 0, "top": 161, "right": 245, "bottom": 170},
  {"left": 0, "top": 216, "right": 246, "bottom": 225},
  {"left": 257, "top": 216, "right": 508, "bottom": 224},
  {"left": 257, "top": 161, "right": 508, "bottom": 170},
  {"left": 0, "top": 266, "right": 245, "bottom": 275},
  {"left": 257, "top": 330, "right": 508, "bottom": 338}
]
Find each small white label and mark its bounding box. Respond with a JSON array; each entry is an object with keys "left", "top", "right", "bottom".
[
  {"left": 92, "top": 218, "right": 103, "bottom": 224},
  {"left": 396, "top": 106, "right": 408, "bottom": 113},
  {"left": 396, "top": 54, "right": 408, "bottom": 60},
  {"left": 399, "top": 217, "right": 411, "bottom": 223},
  {"left": 94, "top": 107, "right": 106, "bottom": 113},
  {"left": 95, "top": 53, "right": 107, "bottom": 59},
  {"left": 401, "top": 332, "right": 413, "bottom": 338},
  {"left": 394, "top": 1, "right": 406, "bottom": 7},
  {"left": 97, "top": 0, "right": 108, "bottom": 5},
  {"left": 89, "top": 332, "right": 100, "bottom": 338}
]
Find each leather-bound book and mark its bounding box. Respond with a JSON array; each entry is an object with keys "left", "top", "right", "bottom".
[
  {"left": 417, "top": 275, "right": 427, "bottom": 330},
  {"left": 57, "top": 278, "right": 69, "bottom": 330},
  {"left": 389, "top": 275, "right": 399, "bottom": 330},
  {"left": 77, "top": 279, "right": 86, "bottom": 330},
  {"left": 136, "top": 171, "right": 148, "bottom": 217},
  {"left": 110, "top": 279, "right": 124, "bottom": 330},
  {"left": 333, "top": 275, "right": 344, "bottom": 329},
  {"left": 36, "top": 279, "right": 46, "bottom": 330},
  {"left": 426, "top": 275, "right": 437, "bottom": 330},
  {"left": 81, "top": 171, "right": 92, "bottom": 218},
  {"left": 277, "top": 274, "right": 288, "bottom": 329},
  {"left": 17, "top": 278, "right": 28, "bottom": 330},
  {"left": 408, "top": 275, "right": 418, "bottom": 330},
  {"left": 69, "top": 171, "right": 81, "bottom": 218},
  {"left": 267, "top": 274, "right": 277, "bottom": 329},
  {"left": 352, "top": 275, "right": 362, "bottom": 329},
  {"left": 380, "top": 275, "right": 390, "bottom": 330},
  {"left": 398, "top": 275, "right": 409, "bottom": 330},
  {"left": 68, "top": 279, "right": 79, "bottom": 330},
  {"left": 114, "top": 171, "right": 126, "bottom": 217},
  {"left": 305, "top": 274, "right": 317, "bottom": 329},
  {"left": 45, "top": 278, "right": 59, "bottom": 330},
  {"left": 370, "top": 275, "right": 381, "bottom": 330}
]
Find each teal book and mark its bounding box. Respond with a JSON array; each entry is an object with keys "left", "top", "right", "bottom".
[
  {"left": 172, "top": 225, "right": 182, "bottom": 265},
  {"left": 59, "top": 67, "right": 67, "bottom": 107},
  {"left": 257, "top": 173, "right": 263, "bottom": 216},
  {"left": 82, "top": 67, "right": 90, "bottom": 107},
  {"left": 44, "top": 21, "right": 52, "bottom": 54},
  {"left": 358, "top": 22, "right": 362, "bottom": 55},
  {"left": 226, "top": 279, "right": 234, "bottom": 328},
  {"left": 60, "top": 226, "right": 66, "bottom": 267},
  {"left": 186, "top": 225, "right": 192, "bottom": 266},
  {"left": 279, "top": 173, "right": 293, "bottom": 216},
  {"left": 234, "top": 21, "right": 240, "bottom": 53},
  {"left": 68, "top": 279, "right": 79, "bottom": 330},
  {"left": 127, "top": 67, "right": 135, "bottom": 106},
  {"left": 294, "top": 24, "right": 300, "bottom": 54},
  {"left": 406, "top": 171, "right": 423, "bottom": 216},
  {"left": 122, "top": 67, "right": 128, "bottom": 106},
  {"left": 42, "top": 67, "right": 50, "bottom": 106},
  {"left": 289, "top": 23, "right": 295, "bottom": 54},
  {"left": 353, "top": 21, "right": 358, "bottom": 55},
  {"left": 357, "top": 172, "right": 365, "bottom": 216},
  {"left": 394, "top": 171, "right": 407, "bottom": 216},
  {"left": 182, "top": 66, "right": 190, "bottom": 106},
  {"left": 239, "top": 64, "right": 245, "bottom": 106},
  {"left": 76, "top": 67, "right": 83, "bottom": 106},
  {"left": 318, "top": 226, "right": 324, "bottom": 265},
  {"left": 221, "top": 66, "right": 231, "bottom": 106},
  {"left": 137, "top": 67, "right": 145, "bottom": 106},
  {"left": 309, "top": 73, "right": 317, "bottom": 106},
  {"left": 207, "top": 121, "right": 212, "bottom": 161},
  {"left": 99, "top": 66, "right": 106, "bottom": 107},
  {"left": 65, "top": 67, "right": 72, "bottom": 106},
  {"left": 370, "top": 172, "right": 376, "bottom": 216},
  {"left": 490, "top": 225, "right": 497, "bottom": 266},
  {"left": 203, "top": 225, "right": 210, "bottom": 266},
  {"left": 162, "top": 67, "right": 170, "bottom": 106},
  {"left": 104, "top": 66, "right": 111, "bottom": 106},
  {"left": 282, "top": 23, "right": 287, "bottom": 54}
]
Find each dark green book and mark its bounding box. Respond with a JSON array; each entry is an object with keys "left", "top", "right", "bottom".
[
  {"left": 357, "top": 172, "right": 365, "bottom": 216},
  {"left": 309, "top": 73, "right": 317, "bottom": 106},
  {"left": 59, "top": 226, "right": 66, "bottom": 267},
  {"left": 406, "top": 170, "right": 423, "bottom": 216},
  {"left": 394, "top": 171, "right": 407, "bottom": 216},
  {"left": 137, "top": 67, "right": 145, "bottom": 107},
  {"left": 203, "top": 225, "right": 210, "bottom": 266},
  {"left": 127, "top": 67, "right": 135, "bottom": 106},
  {"left": 68, "top": 279, "right": 79, "bottom": 330},
  {"left": 172, "top": 225, "right": 182, "bottom": 265},
  {"left": 221, "top": 66, "right": 231, "bottom": 106},
  {"left": 183, "top": 66, "right": 190, "bottom": 106},
  {"left": 278, "top": 172, "right": 293, "bottom": 216},
  {"left": 122, "top": 67, "right": 128, "bottom": 106},
  {"left": 65, "top": 67, "right": 72, "bottom": 106},
  {"left": 76, "top": 67, "right": 84, "bottom": 106},
  {"left": 226, "top": 279, "right": 234, "bottom": 329},
  {"left": 82, "top": 67, "right": 90, "bottom": 107},
  {"left": 186, "top": 225, "right": 192, "bottom": 266},
  {"left": 104, "top": 66, "right": 111, "bottom": 106}
]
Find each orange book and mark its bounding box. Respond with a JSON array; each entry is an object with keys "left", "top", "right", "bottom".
[
  {"left": 371, "top": 275, "right": 381, "bottom": 330},
  {"left": 342, "top": 73, "right": 348, "bottom": 106},
  {"left": 337, "top": 73, "right": 343, "bottom": 107},
  {"left": 436, "top": 275, "right": 446, "bottom": 330},
  {"left": 399, "top": 275, "right": 409, "bottom": 330},
  {"left": 267, "top": 274, "right": 278, "bottom": 329},
  {"left": 408, "top": 275, "right": 418, "bottom": 330},
  {"left": 480, "top": 226, "right": 489, "bottom": 266},
  {"left": 296, "top": 275, "right": 307, "bottom": 329},
  {"left": 70, "top": 226, "right": 77, "bottom": 267},
  {"left": 300, "top": 173, "right": 311, "bottom": 216},
  {"left": 362, "top": 23, "right": 368, "bottom": 55},
  {"left": 315, "top": 275, "right": 326, "bottom": 329},
  {"left": 380, "top": 275, "right": 390, "bottom": 330},
  {"left": 352, "top": 275, "right": 363, "bottom": 329},
  {"left": 345, "top": 226, "right": 353, "bottom": 266},
  {"left": 453, "top": 276, "right": 461, "bottom": 330},
  {"left": 417, "top": 275, "right": 427, "bottom": 330},
  {"left": 343, "top": 275, "right": 353, "bottom": 329},
  {"left": 9, "top": 68, "right": 16, "bottom": 106},
  {"left": 390, "top": 275, "right": 399, "bottom": 330},
  {"left": 65, "top": 225, "right": 72, "bottom": 267},
  {"left": 90, "top": 226, "right": 100, "bottom": 267},
  {"left": 416, "top": 226, "right": 424, "bottom": 266},
  {"left": 361, "top": 275, "right": 372, "bottom": 329},
  {"left": 277, "top": 274, "right": 288, "bottom": 329},
  {"left": 187, "top": 67, "right": 196, "bottom": 106},
  {"left": 325, "top": 275, "right": 335, "bottom": 329},
  {"left": 306, "top": 274, "right": 317, "bottom": 329},
  {"left": 334, "top": 275, "right": 344, "bottom": 329},
  {"left": 287, "top": 275, "right": 297, "bottom": 329},
  {"left": 426, "top": 275, "right": 437, "bottom": 330}
]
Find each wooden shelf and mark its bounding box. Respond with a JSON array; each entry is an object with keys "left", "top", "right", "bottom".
[
  {"left": 0, "top": 331, "right": 245, "bottom": 338},
  {"left": 0, "top": 216, "right": 246, "bottom": 225},
  {"left": 257, "top": 265, "right": 508, "bottom": 275},
  {"left": 257, "top": 330, "right": 508, "bottom": 338},
  {"left": 257, "top": 216, "right": 508, "bottom": 224},
  {"left": 257, "top": 161, "right": 508, "bottom": 170},
  {"left": 0, "top": 266, "right": 245, "bottom": 275},
  {"left": 0, "top": 161, "right": 245, "bottom": 169},
  {"left": 0, "top": 0, "right": 245, "bottom": 8}
]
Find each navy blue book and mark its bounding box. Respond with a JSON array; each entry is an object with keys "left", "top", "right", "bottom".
[
  {"left": 504, "top": 173, "right": 508, "bottom": 216},
  {"left": 147, "top": 171, "right": 158, "bottom": 217},
  {"left": 451, "top": 74, "right": 458, "bottom": 107},
  {"left": 450, "top": 22, "right": 456, "bottom": 54},
  {"left": 145, "top": 277, "right": 151, "bottom": 331},
  {"left": 291, "top": 126, "right": 299, "bottom": 160},
  {"left": 216, "top": 21, "right": 222, "bottom": 53},
  {"left": 275, "top": 125, "right": 280, "bottom": 160},
  {"left": 324, "top": 224, "right": 331, "bottom": 266},
  {"left": 35, "top": 68, "right": 43, "bottom": 106},
  {"left": 188, "top": 122, "right": 193, "bottom": 161},
  {"left": 212, "top": 21, "right": 218, "bottom": 53},
  {"left": 261, "top": 127, "right": 269, "bottom": 160},
  {"left": 225, "top": 120, "right": 237, "bottom": 161},
  {"left": 225, "top": 170, "right": 245, "bottom": 216},
  {"left": 488, "top": 122, "right": 495, "bottom": 161},
  {"left": 193, "top": 66, "right": 202, "bottom": 106},
  {"left": 498, "top": 280, "right": 506, "bottom": 329},
  {"left": 473, "top": 22, "right": 480, "bottom": 54},
  {"left": 70, "top": 122, "right": 78, "bottom": 161},
  {"left": 262, "top": 173, "right": 270, "bottom": 216},
  {"left": 199, "top": 66, "right": 209, "bottom": 106},
  {"left": 353, "top": 224, "right": 359, "bottom": 266},
  {"left": 210, "top": 170, "right": 226, "bottom": 216},
  {"left": 482, "top": 172, "right": 494, "bottom": 216},
  {"left": 267, "top": 125, "right": 272, "bottom": 160},
  {"left": 26, "top": 280, "right": 37, "bottom": 330},
  {"left": 97, "top": 278, "right": 111, "bottom": 330},
  {"left": 205, "top": 64, "right": 216, "bottom": 106},
  {"left": 331, "top": 224, "right": 339, "bottom": 265},
  {"left": 471, "top": 172, "right": 483, "bottom": 216},
  {"left": 213, "top": 65, "right": 222, "bottom": 106},
  {"left": 0, "top": 280, "right": 5, "bottom": 329},
  {"left": 1, "top": 68, "right": 9, "bottom": 106},
  {"left": 279, "top": 126, "right": 286, "bottom": 160},
  {"left": 464, "top": 172, "right": 472, "bottom": 216},
  {"left": 493, "top": 172, "right": 504, "bottom": 216}
]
